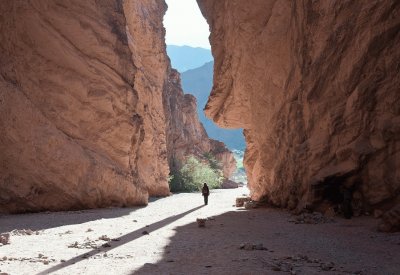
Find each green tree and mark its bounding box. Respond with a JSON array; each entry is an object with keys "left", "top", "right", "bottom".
[{"left": 169, "top": 156, "right": 223, "bottom": 192}]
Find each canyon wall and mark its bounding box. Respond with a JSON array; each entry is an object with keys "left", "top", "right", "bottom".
[
  {"left": 198, "top": 0, "right": 400, "bottom": 230},
  {"left": 0, "top": 0, "right": 171, "bottom": 212},
  {"left": 0, "top": 0, "right": 236, "bottom": 213},
  {"left": 164, "top": 69, "right": 236, "bottom": 180}
]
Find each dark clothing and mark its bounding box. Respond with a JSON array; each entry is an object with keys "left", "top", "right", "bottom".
[
  {"left": 202, "top": 184, "right": 209, "bottom": 205},
  {"left": 202, "top": 186, "right": 209, "bottom": 196}
]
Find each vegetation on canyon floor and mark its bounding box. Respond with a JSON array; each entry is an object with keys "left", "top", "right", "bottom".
[{"left": 169, "top": 155, "right": 223, "bottom": 192}]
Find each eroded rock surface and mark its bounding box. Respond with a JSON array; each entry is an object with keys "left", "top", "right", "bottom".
[
  {"left": 0, "top": 0, "right": 148, "bottom": 212},
  {"left": 0, "top": 0, "right": 171, "bottom": 212},
  {"left": 0, "top": 0, "right": 236, "bottom": 213},
  {"left": 198, "top": 0, "right": 400, "bottom": 229},
  {"left": 164, "top": 69, "right": 236, "bottom": 180}
]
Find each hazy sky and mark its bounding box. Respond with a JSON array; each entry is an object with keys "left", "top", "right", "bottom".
[{"left": 164, "top": 0, "right": 211, "bottom": 49}]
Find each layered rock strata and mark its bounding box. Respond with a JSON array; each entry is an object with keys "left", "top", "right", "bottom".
[{"left": 198, "top": 0, "right": 400, "bottom": 229}]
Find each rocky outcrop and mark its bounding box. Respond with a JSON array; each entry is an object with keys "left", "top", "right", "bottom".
[
  {"left": 164, "top": 69, "right": 210, "bottom": 171},
  {"left": 0, "top": 0, "right": 171, "bottom": 213},
  {"left": 198, "top": 0, "right": 400, "bottom": 229},
  {"left": 124, "top": 0, "right": 170, "bottom": 197},
  {"left": 164, "top": 69, "right": 236, "bottom": 180},
  {"left": 210, "top": 140, "right": 237, "bottom": 179}
]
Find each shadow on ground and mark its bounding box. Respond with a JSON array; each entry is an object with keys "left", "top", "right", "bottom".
[
  {"left": 0, "top": 196, "right": 167, "bottom": 232},
  {"left": 134, "top": 208, "right": 400, "bottom": 275},
  {"left": 37, "top": 205, "right": 204, "bottom": 275},
  {"left": 0, "top": 206, "right": 140, "bottom": 232}
]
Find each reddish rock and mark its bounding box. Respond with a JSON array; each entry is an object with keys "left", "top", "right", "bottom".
[
  {"left": 210, "top": 140, "right": 237, "bottom": 179},
  {"left": 164, "top": 69, "right": 211, "bottom": 172},
  {"left": 164, "top": 69, "right": 236, "bottom": 179},
  {"left": 0, "top": 0, "right": 162, "bottom": 212},
  {"left": 0, "top": 0, "right": 236, "bottom": 212},
  {"left": 221, "top": 179, "right": 239, "bottom": 189},
  {"left": 198, "top": 0, "right": 400, "bottom": 228}
]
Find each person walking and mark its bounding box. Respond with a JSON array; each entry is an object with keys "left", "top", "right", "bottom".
[{"left": 202, "top": 183, "right": 210, "bottom": 205}]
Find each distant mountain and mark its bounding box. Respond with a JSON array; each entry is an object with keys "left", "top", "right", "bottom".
[
  {"left": 167, "top": 45, "right": 213, "bottom": 72},
  {"left": 181, "top": 61, "right": 246, "bottom": 150}
]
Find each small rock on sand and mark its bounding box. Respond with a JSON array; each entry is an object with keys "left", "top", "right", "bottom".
[
  {"left": 244, "top": 201, "right": 257, "bottom": 209},
  {"left": 236, "top": 196, "right": 250, "bottom": 207},
  {"left": 98, "top": 235, "right": 111, "bottom": 241},
  {"left": 239, "top": 242, "right": 267, "bottom": 251},
  {"left": 321, "top": 262, "right": 334, "bottom": 271},
  {"left": 0, "top": 233, "right": 10, "bottom": 245},
  {"left": 196, "top": 218, "right": 206, "bottom": 227}
]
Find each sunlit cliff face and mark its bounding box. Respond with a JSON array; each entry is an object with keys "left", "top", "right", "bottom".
[
  {"left": 0, "top": 0, "right": 238, "bottom": 214},
  {"left": 0, "top": 0, "right": 173, "bottom": 212},
  {"left": 198, "top": 0, "right": 400, "bottom": 230}
]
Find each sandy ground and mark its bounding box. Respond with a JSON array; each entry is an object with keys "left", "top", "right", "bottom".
[{"left": 0, "top": 187, "right": 399, "bottom": 275}]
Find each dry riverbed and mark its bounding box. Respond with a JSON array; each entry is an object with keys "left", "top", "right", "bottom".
[{"left": 1, "top": 187, "right": 399, "bottom": 275}]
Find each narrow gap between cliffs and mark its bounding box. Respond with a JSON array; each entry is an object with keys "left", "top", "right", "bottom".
[{"left": 163, "top": 0, "right": 247, "bottom": 193}]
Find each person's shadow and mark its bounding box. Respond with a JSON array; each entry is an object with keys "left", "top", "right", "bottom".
[{"left": 37, "top": 204, "right": 204, "bottom": 275}]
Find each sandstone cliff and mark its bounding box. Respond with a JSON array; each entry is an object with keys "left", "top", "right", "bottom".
[
  {"left": 0, "top": 0, "right": 236, "bottom": 213},
  {"left": 164, "top": 69, "right": 236, "bottom": 180},
  {"left": 198, "top": 0, "right": 400, "bottom": 230},
  {"left": 0, "top": 0, "right": 172, "bottom": 213}
]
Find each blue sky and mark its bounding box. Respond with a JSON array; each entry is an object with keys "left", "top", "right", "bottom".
[{"left": 164, "top": 0, "right": 211, "bottom": 49}]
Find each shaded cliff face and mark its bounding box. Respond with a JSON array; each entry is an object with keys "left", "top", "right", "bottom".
[
  {"left": 0, "top": 0, "right": 170, "bottom": 212},
  {"left": 164, "top": 69, "right": 236, "bottom": 179},
  {"left": 198, "top": 0, "right": 400, "bottom": 228},
  {"left": 124, "top": 0, "right": 170, "bottom": 197}
]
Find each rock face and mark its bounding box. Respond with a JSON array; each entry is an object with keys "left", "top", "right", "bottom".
[
  {"left": 0, "top": 0, "right": 171, "bottom": 213},
  {"left": 181, "top": 61, "right": 246, "bottom": 150},
  {"left": 210, "top": 140, "right": 237, "bottom": 179},
  {"left": 164, "top": 69, "right": 236, "bottom": 179},
  {"left": 124, "top": 0, "right": 170, "bottom": 197},
  {"left": 198, "top": 0, "right": 400, "bottom": 228},
  {"left": 0, "top": 0, "right": 236, "bottom": 213},
  {"left": 164, "top": 69, "right": 210, "bottom": 172},
  {"left": 0, "top": 1, "right": 169, "bottom": 215}
]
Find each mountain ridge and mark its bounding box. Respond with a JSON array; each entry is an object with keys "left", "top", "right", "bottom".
[
  {"left": 167, "top": 45, "right": 213, "bottom": 72},
  {"left": 181, "top": 61, "right": 246, "bottom": 150}
]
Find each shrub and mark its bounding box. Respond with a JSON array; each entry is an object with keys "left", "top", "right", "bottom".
[{"left": 169, "top": 156, "right": 223, "bottom": 192}]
